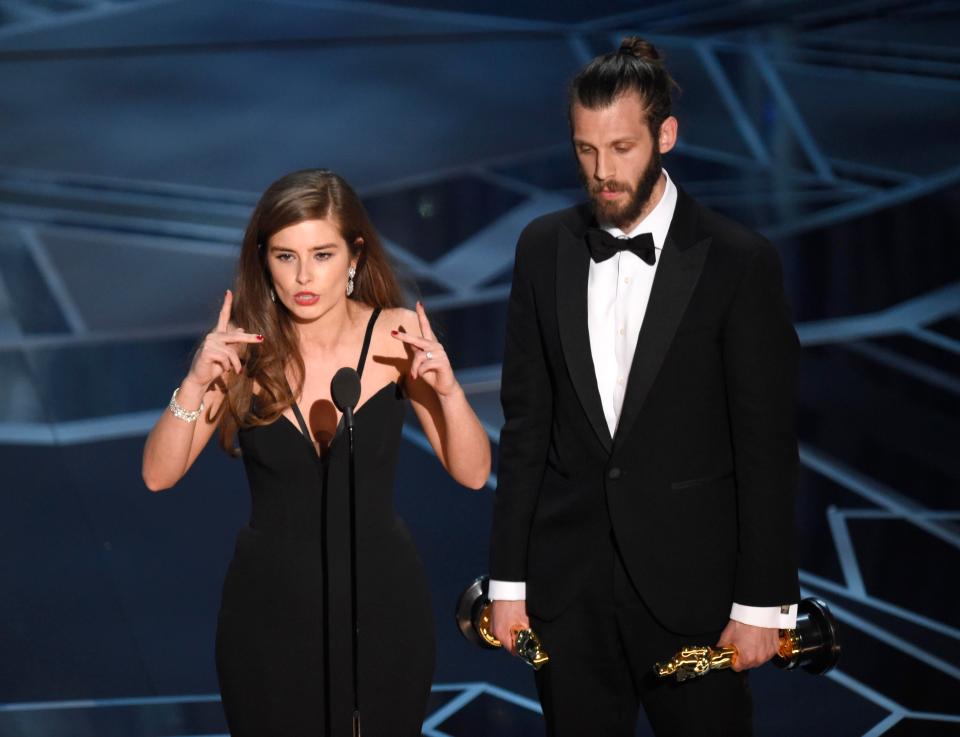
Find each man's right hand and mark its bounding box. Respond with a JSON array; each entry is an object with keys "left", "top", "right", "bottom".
[{"left": 489, "top": 599, "right": 530, "bottom": 656}]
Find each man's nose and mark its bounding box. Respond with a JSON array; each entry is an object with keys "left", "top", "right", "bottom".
[{"left": 594, "top": 151, "right": 614, "bottom": 183}]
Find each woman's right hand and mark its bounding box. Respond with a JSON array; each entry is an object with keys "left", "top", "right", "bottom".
[{"left": 184, "top": 289, "right": 263, "bottom": 389}]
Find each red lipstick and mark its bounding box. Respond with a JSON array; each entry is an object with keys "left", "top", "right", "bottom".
[{"left": 294, "top": 292, "right": 320, "bottom": 305}]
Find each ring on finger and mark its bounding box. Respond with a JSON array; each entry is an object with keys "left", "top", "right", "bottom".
[{"left": 425, "top": 351, "right": 433, "bottom": 360}]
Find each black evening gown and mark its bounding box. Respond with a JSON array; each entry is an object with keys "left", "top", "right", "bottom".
[{"left": 215, "top": 308, "right": 435, "bottom": 736}]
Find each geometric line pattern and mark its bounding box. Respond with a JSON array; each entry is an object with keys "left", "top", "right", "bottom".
[{"left": 2, "top": 3, "right": 958, "bottom": 736}]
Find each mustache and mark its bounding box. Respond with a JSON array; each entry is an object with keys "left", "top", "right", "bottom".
[{"left": 590, "top": 180, "right": 633, "bottom": 196}]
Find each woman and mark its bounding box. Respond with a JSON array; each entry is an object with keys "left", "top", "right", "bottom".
[{"left": 142, "top": 169, "right": 491, "bottom": 736}]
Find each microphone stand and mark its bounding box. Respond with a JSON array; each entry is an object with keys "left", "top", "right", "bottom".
[
  {"left": 332, "top": 366, "right": 362, "bottom": 736},
  {"left": 343, "top": 404, "right": 361, "bottom": 737}
]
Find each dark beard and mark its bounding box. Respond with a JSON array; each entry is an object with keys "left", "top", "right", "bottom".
[{"left": 582, "top": 147, "right": 662, "bottom": 230}]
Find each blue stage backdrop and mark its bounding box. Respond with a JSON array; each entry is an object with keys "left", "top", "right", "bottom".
[{"left": 0, "top": 2, "right": 958, "bottom": 736}]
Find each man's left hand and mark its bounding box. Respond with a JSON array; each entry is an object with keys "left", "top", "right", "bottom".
[{"left": 716, "top": 619, "right": 780, "bottom": 671}]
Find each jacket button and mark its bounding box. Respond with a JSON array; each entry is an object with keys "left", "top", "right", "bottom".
[{"left": 608, "top": 467, "right": 622, "bottom": 479}]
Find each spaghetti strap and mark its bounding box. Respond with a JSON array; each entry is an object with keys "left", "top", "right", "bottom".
[
  {"left": 357, "top": 307, "right": 381, "bottom": 378},
  {"left": 289, "top": 401, "right": 312, "bottom": 443}
]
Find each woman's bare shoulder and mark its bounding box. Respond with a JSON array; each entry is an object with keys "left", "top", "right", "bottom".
[
  {"left": 378, "top": 306, "right": 418, "bottom": 336},
  {"left": 371, "top": 307, "right": 416, "bottom": 369}
]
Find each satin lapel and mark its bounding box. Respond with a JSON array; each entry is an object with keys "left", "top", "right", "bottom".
[
  {"left": 612, "top": 231, "right": 712, "bottom": 453},
  {"left": 556, "top": 225, "right": 613, "bottom": 453}
]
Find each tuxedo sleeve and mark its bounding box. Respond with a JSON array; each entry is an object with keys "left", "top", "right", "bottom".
[
  {"left": 489, "top": 233, "right": 553, "bottom": 582},
  {"left": 722, "top": 242, "right": 801, "bottom": 607}
]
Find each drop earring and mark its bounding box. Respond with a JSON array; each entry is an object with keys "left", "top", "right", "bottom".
[
  {"left": 346, "top": 266, "right": 356, "bottom": 297},
  {"left": 269, "top": 288, "right": 276, "bottom": 303}
]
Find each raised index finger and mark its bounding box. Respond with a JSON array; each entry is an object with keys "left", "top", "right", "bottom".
[
  {"left": 416, "top": 300, "right": 435, "bottom": 340},
  {"left": 217, "top": 289, "right": 233, "bottom": 333}
]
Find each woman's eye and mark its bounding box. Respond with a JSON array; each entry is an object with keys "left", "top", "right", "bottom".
[
  {"left": 315, "top": 252, "right": 332, "bottom": 261},
  {"left": 276, "top": 253, "right": 294, "bottom": 262}
]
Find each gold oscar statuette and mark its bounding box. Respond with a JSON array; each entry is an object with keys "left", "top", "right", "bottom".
[
  {"left": 654, "top": 598, "right": 840, "bottom": 682},
  {"left": 455, "top": 576, "right": 550, "bottom": 670}
]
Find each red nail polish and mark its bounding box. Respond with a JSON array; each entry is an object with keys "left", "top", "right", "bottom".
[
  {"left": 391, "top": 330, "right": 398, "bottom": 336},
  {"left": 257, "top": 334, "right": 264, "bottom": 341}
]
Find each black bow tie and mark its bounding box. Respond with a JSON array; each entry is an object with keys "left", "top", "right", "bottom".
[{"left": 585, "top": 228, "right": 657, "bottom": 266}]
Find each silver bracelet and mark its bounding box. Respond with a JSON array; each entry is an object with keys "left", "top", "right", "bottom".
[{"left": 169, "top": 387, "right": 204, "bottom": 423}]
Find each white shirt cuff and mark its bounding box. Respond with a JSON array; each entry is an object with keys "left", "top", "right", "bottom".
[
  {"left": 729, "top": 602, "right": 798, "bottom": 629},
  {"left": 488, "top": 579, "right": 526, "bottom": 601}
]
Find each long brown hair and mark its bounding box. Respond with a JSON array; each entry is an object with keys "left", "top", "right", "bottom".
[{"left": 217, "top": 168, "right": 404, "bottom": 454}]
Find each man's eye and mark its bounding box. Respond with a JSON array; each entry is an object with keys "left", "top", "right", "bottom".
[{"left": 615, "top": 146, "right": 631, "bottom": 153}]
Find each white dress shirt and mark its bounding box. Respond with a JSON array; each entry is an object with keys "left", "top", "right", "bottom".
[{"left": 490, "top": 170, "right": 797, "bottom": 630}]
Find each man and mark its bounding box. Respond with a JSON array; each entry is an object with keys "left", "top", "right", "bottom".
[{"left": 488, "top": 37, "right": 800, "bottom": 736}]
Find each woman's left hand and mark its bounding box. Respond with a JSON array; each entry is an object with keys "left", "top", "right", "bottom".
[{"left": 391, "top": 301, "right": 459, "bottom": 398}]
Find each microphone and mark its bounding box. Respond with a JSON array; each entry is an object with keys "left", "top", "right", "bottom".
[{"left": 331, "top": 367, "right": 362, "bottom": 430}]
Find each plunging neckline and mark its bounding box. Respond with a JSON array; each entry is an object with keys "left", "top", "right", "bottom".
[
  {"left": 278, "top": 379, "right": 400, "bottom": 458},
  {"left": 274, "top": 306, "right": 387, "bottom": 459}
]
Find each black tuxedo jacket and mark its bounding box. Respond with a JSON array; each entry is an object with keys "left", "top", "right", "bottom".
[{"left": 490, "top": 185, "right": 801, "bottom": 634}]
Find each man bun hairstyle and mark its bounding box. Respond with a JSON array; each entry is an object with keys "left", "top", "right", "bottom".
[
  {"left": 618, "top": 36, "right": 660, "bottom": 61},
  {"left": 569, "top": 36, "right": 679, "bottom": 136}
]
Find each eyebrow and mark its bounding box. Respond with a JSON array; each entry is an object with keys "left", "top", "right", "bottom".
[
  {"left": 269, "top": 243, "right": 338, "bottom": 252},
  {"left": 573, "top": 138, "right": 638, "bottom": 147}
]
